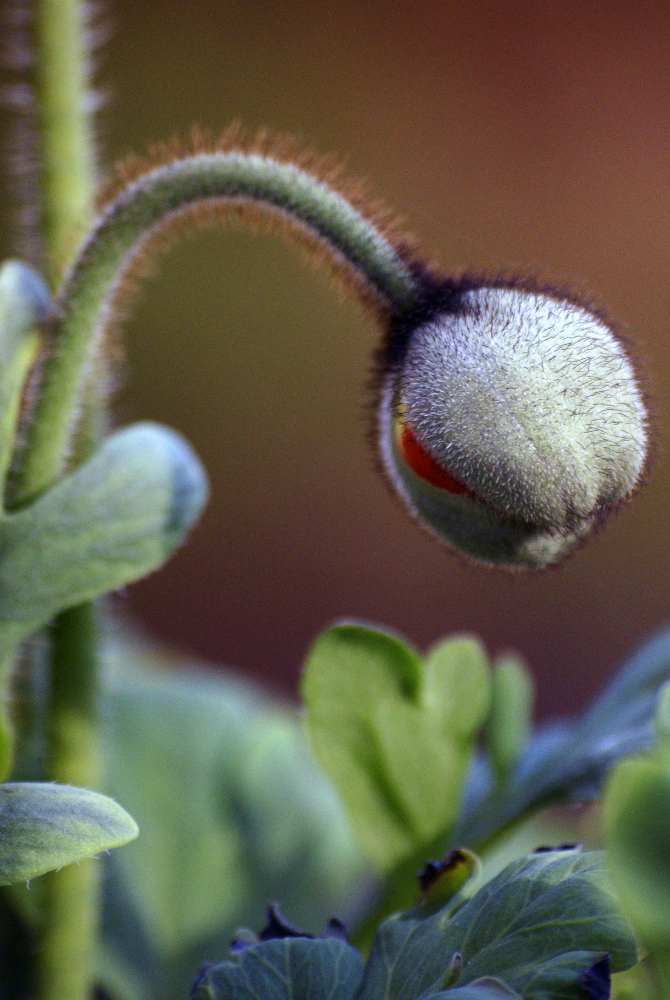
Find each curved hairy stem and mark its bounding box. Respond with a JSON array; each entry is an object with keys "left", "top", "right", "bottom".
[{"left": 15, "top": 147, "right": 423, "bottom": 506}]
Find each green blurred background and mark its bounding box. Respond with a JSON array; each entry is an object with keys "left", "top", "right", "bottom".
[{"left": 2, "top": 0, "right": 670, "bottom": 717}]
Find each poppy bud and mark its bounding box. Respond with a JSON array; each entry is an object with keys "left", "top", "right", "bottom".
[{"left": 377, "top": 280, "right": 649, "bottom": 568}]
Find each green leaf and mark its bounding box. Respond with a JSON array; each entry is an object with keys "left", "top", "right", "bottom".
[
  {"left": 191, "top": 937, "right": 365, "bottom": 1000},
  {"left": 604, "top": 750, "right": 670, "bottom": 949},
  {"left": 360, "top": 851, "right": 637, "bottom": 1000},
  {"left": 350, "top": 627, "right": 670, "bottom": 947},
  {"left": 372, "top": 698, "right": 463, "bottom": 845},
  {"left": 0, "top": 421, "right": 208, "bottom": 660},
  {"left": 302, "top": 622, "right": 423, "bottom": 868},
  {"left": 423, "top": 638, "right": 492, "bottom": 740},
  {"left": 302, "top": 623, "right": 491, "bottom": 870},
  {"left": 0, "top": 782, "right": 138, "bottom": 885},
  {"left": 486, "top": 654, "right": 534, "bottom": 783},
  {"left": 455, "top": 626, "right": 670, "bottom": 850},
  {"left": 188, "top": 856, "right": 629, "bottom": 1000}
]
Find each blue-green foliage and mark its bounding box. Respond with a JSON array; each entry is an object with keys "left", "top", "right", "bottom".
[
  {"left": 193, "top": 850, "right": 636, "bottom": 1000},
  {"left": 458, "top": 625, "right": 670, "bottom": 848}
]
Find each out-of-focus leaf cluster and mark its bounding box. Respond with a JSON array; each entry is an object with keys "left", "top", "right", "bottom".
[
  {"left": 1, "top": 635, "right": 368, "bottom": 1000},
  {"left": 6, "top": 598, "right": 670, "bottom": 999},
  {"left": 303, "top": 621, "right": 670, "bottom": 934}
]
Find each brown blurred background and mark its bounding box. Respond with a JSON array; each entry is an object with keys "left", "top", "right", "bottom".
[{"left": 3, "top": 0, "right": 670, "bottom": 717}]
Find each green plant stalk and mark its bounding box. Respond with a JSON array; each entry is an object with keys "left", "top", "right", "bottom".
[
  {"left": 16, "top": 151, "right": 422, "bottom": 506},
  {"left": 30, "top": 1, "right": 101, "bottom": 998},
  {"left": 0, "top": 654, "right": 17, "bottom": 781},
  {"left": 38, "top": 604, "right": 100, "bottom": 1000},
  {"left": 34, "top": 0, "right": 95, "bottom": 281}
]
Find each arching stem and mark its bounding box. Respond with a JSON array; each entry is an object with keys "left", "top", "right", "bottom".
[
  {"left": 16, "top": 60, "right": 424, "bottom": 999},
  {"left": 15, "top": 150, "right": 422, "bottom": 506}
]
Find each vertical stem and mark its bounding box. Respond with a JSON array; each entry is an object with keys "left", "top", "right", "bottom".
[
  {"left": 0, "top": 654, "right": 18, "bottom": 780},
  {"left": 34, "top": 0, "right": 95, "bottom": 282},
  {"left": 31, "top": 1, "right": 102, "bottom": 998},
  {"left": 39, "top": 604, "right": 101, "bottom": 1000}
]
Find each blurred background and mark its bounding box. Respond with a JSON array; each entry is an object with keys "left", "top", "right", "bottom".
[{"left": 2, "top": 0, "right": 670, "bottom": 717}]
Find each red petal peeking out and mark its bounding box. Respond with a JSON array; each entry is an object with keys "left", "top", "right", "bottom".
[{"left": 396, "top": 420, "right": 473, "bottom": 496}]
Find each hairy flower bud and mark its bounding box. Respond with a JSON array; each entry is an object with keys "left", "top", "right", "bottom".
[{"left": 377, "top": 279, "right": 649, "bottom": 568}]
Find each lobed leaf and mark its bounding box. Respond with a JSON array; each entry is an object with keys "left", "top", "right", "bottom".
[
  {"left": 302, "top": 623, "right": 491, "bottom": 870},
  {"left": 485, "top": 654, "right": 534, "bottom": 783},
  {"left": 360, "top": 850, "right": 637, "bottom": 1000},
  {"left": 189, "top": 851, "right": 635, "bottom": 1000},
  {"left": 422, "top": 638, "right": 491, "bottom": 740},
  {"left": 191, "top": 937, "right": 365, "bottom": 1000}
]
